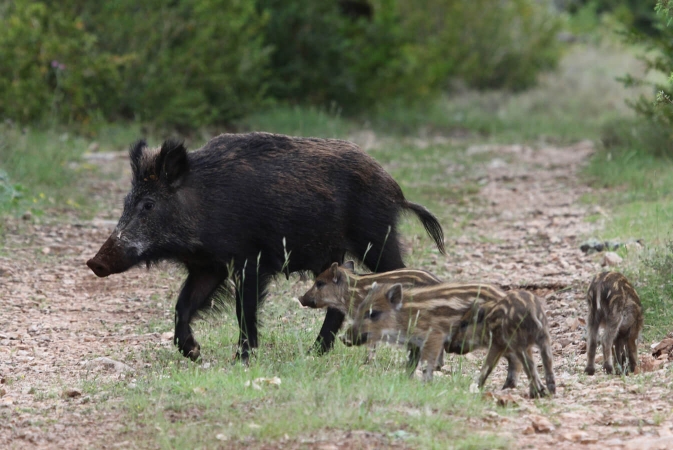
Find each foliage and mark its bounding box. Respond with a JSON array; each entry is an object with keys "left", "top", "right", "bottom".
[
  {"left": 258, "top": 0, "right": 431, "bottom": 113},
  {"left": 0, "top": 1, "right": 122, "bottom": 124},
  {"left": 0, "top": 0, "right": 563, "bottom": 130},
  {"left": 0, "top": 0, "right": 270, "bottom": 131},
  {"left": 564, "top": 0, "right": 659, "bottom": 35},
  {"left": 399, "top": 0, "right": 562, "bottom": 92}
]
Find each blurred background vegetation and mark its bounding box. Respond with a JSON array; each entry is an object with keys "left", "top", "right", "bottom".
[{"left": 0, "top": 0, "right": 564, "bottom": 131}]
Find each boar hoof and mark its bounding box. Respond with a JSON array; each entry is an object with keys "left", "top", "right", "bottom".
[
  {"left": 187, "top": 345, "right": 201, "bottom": 361},
  {"left": 584, "top": 366, "right": 595, "bottom": 376},
  {"left": 176, "top": 335, "right": 201, "bottom": 361},
  {"left": 502, "top": 379, "right": 517, "bottom": 390},
  {"left": 529, "top": 387, "right": 546, "bottom": 399},
  {"left": 234, "top": 350, "right": 251, "bottom": 366},
  {"left": 603, "top": 363, "right": 614, "bottom": 375},
  {"left": 547, "top": 382, "right": 556, "bottom": 396}
]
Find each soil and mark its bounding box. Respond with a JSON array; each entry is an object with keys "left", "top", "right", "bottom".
[{"left": 1, "top": 138, "right": 671, "bottom": 449}]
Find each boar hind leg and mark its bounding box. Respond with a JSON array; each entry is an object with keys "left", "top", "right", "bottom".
[
  {"left": 174, "top": 270, "right": 226, "bottom": 361},
  {"left": 601, "top": 318, "right": 622, "bottom": 375},
  {"left": 584, "top": 322, "right": 599, "bottom": 375},
  {"left": 356, "top": 227, "right": 405, "bottom": 273},
  {"left": 502, "top": 353, "right": 521, "bottom": 389},
  {"left": 538, "top": 334, "right": 556, "bottom": 395},
  {"left": 626, "top": 334, "right": 639, "bottom": 375},
  {"left": 518, "top": 348, "right": 546, "bottom": 398}
]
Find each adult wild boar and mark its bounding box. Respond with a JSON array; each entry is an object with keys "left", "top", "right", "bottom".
[{"left": 87, "top": 132, "right": 445, "bottom": 362}]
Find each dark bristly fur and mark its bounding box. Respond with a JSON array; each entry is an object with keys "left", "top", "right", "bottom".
[
  {"left": 343, "top": 281, "right": 506, "bottom": 381},
  {"left": 86, "top": 132, "right": 446, "bottom": 362},
  {"left": 449, "top": 290, "right": 556, "bottom": 398},
  {"left": 585, "top": 271, "right": 643, "bottom": 376}
]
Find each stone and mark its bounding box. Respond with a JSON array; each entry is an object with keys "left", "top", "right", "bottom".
[{"left": 601, "top": 252, "right": 623, "bottom": 267}]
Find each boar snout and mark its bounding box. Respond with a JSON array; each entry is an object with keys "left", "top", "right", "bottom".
[
  {"left": 87, "top": 258, "right": 111, "bottom": 277},
  {"left": 298, "top": 295, "right": 316, "bottom": 308},
  {"left": 87, "top": 235, "right": 137, "bottom": 277}
]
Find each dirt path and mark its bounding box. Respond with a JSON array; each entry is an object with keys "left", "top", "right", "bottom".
[
  {"left": 1, "top": 139, "right": 672, "bottom": 449},
  {"left": 441, "top": 141, "right": 673, "bottom": 449}
]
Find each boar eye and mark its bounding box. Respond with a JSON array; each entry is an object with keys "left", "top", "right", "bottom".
[
  {"left": 368, "top": 310, "right": 381, "bottom": 321},
  {"left": 315, "top": 280, "right": 326, "bottom": 288},
  {"left": 143, "top": 201, "right": 155, "bottom": 211},
  {"left": 459, "top": 320, "right": 469, "bottom": 329}
]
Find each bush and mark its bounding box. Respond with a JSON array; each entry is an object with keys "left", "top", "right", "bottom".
[
  {"left": 613, "top": 2, "right": 673, "bottom": 156},
  {"left": 0, "top": 1, "right": 122, "bottom": 124},
  {"left": 54, "top": 0, "right": 272, "bottom": 130},
  {"left": 398, "top": 0, "right": 562, "bottom": 92},
  {"left": 0, "top": 0, "right": 563, "bottom": 129},
  {"left": 258, "top": 0, "right": 428, "bottom": 113},
  {"left": 0, "top": 0, "right": 271, "bottom": 130}
]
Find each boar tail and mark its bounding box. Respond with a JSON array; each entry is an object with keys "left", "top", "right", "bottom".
[{"left": 404, "top": 201, "right": 446, "bottom": 255}]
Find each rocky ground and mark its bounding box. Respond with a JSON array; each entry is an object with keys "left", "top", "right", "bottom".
[{"left": 1, "top": 138, "right": 672, "bottom": 449}]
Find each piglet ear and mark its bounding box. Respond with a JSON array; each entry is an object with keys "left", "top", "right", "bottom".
[
  {"left": 342, "top": 260, "right": 356, "bottom": 272},
  {"left": 157, "top": 139, "right": 188, "bottom": 185},
  {"left": 476, "top": 307, "right": 486, "bottom": 324},
  {"left": 330, "top": 262, "right": 340, "bottom": 283},
  {"left": 386, "top": 284, "right": 404, "bottom": 310}
]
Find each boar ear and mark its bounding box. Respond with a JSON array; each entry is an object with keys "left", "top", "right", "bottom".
[
  {"left": 342, "top": 260, "right": 355, "bottom": 272},
  {"left": 386, "top": 284, "right": 404, "bottom": 310},
  {"left": 476, "top": 307, "right": 486, "bottom": 324},
  {"left": 330, "top": 262, "right": 340, "bottom": 283},
  {"left": 129, "top": 139, "right": 147, "bottom": 177},
  {"left": 157, "top": 139, "right": 188, "bottom": 185}
]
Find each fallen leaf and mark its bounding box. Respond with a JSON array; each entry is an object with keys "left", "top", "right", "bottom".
[
  {"left": 641, "top": 355, "right": 665, "bottom": 373},
  {"left": 530, "top": 415, "right": 554, "bottom": 433},
  {"left": 63, "top": 388, "right": 82, "bottom": 398}
]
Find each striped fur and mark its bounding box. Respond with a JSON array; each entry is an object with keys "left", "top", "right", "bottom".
[
  {"left": 299, "top": 261, "right": 442, "bottom": 314},
  {"left": 585, "top": 272, "right": 643, "bottom": 376},
  {"left": 449, "top": 290, "right": 555, "bottom": 398},
  {"left": 342, "top": 281, "right": 506, "bottom": 381}
]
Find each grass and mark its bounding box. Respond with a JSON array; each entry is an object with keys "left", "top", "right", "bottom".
[
  {"left": 0, "top": 122, "right": 143, "bottom": 221},
  {"left": 123, "top": 278, "right": 506, "bottom": 449}
]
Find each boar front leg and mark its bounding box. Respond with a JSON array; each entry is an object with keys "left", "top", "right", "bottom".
[
  {"left": 174, "top": 270, "right": 226, "bottom": 361},
  {"left": 235, "top": 268, "right": 271, "bottom": 364},
  {"left": 419, "top": 331, "right": 445, "bottom": 382},
  {"left": 478, "top": 345, "right": 506, "bottom": 390},
  {"left": 313, "top": 308, "right": 346, "bottom": 355}
]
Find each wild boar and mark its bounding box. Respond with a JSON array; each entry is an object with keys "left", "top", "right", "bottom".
[
  {"left": 343, "top": 281, "right": 506, "bottom": 381},
  {"left": 585, "top": 271, "right": 643, "bottom": 375},
  {"left": 86, "top": 133, "right": 446, "bottom": 362},
  {"left": 449, "top": 290, "right": 555, "bottom": 398},
  {"left": 299, "top": 260, "right": 442, "bottom": 313}
]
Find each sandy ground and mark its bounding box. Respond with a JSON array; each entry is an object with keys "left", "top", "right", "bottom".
[{"left": 1, "top": 138, "right": 672, "bottom": 449}]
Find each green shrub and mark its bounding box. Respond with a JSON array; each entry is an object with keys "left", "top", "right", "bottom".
[
  {"left": 57, "top": 0, "right": 272, "bottom": 130},
  {"left": 0, "top": 1, "right": 122, "bottom": 124},
  {"left": 258, "top": 0, "right": 426, "bottom": 113},
  {"left": 399, "top": 0, "right": 562, "bottom": 92},
  {"left": 612, "top": 2, "right": 673, "bottom": 156}
]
